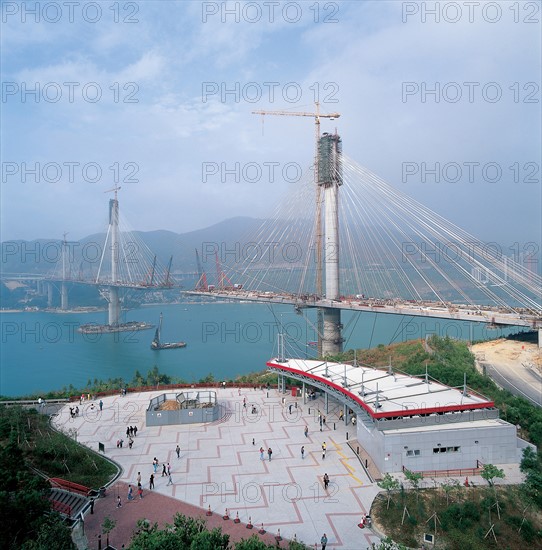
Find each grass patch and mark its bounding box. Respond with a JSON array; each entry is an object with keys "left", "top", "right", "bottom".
[{"left": 0, "top": 405, "right": 117, "bottom": 488}]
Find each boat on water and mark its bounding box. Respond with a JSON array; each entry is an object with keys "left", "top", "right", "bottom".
[
  {"left": 78, "top": 321, "right": 154, "bottom": 334},
  {"left": 151, "top": 313, "right": 186, "bottom": 350}
]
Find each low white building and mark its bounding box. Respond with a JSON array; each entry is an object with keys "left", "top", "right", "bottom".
[{"left": 266, "top": 357, "right": 533, "bottom": 475}]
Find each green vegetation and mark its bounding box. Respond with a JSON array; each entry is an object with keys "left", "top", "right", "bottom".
[
  {"left": 0, "top": 406, "right": 117, "bottom": 490},
  {"left": 0, "top": 411, "right": 75, "bottom": 549},
  {"left": 127, "top": 514, "right": 310, "bottom": 549},
  {"left": 0, "top": 405, "right": 118, "bottom": 548},
  {"left": 372, "top": 466, "right": 542, "bottom": 549}
]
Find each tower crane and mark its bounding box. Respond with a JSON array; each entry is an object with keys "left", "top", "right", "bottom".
[{"left": 252, "top": 102, "right": 341, "bottom": 357}]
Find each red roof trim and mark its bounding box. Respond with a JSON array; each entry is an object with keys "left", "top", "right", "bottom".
[{"left": 266, "top": 360, "right": 494, "bottom": 419}]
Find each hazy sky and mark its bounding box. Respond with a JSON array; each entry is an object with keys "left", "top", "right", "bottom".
[{"left": 1, "top": 1, "right": 541, "bottom": 251}]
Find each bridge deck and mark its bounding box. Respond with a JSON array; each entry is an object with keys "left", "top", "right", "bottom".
[{"left": 186, "top": 290, "right": 542, "bottom": 328}]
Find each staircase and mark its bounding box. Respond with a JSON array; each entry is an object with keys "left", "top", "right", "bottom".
[{"left": 48, "top": 488, "right": 89, "bottom": 519}]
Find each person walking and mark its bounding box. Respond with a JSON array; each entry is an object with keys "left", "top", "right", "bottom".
[
  {"left": 117, "top": 495, "right": 122, "bottom": 508},
  {"left": 138, "top": 484, "right": 143, "bottom": 499},
  {"left": 99, "top": 399, "right": 103, "bottom": 411},
  {"left": 176, "top": 444, "right": 180, "bottom": 459},
  {"left": 127, "top": 485, "right": 133, "bottom": 501},
  {"left": 167, "top": 462, "right": 171, "bottom": 476},
  {"left": 133, "top": 426, "right": 138, "bottom": 437},
  {"left": 322, "top": 442, "right": 326, "bottom": 460},
  {"left": 153, "top": 458, "right": 158, "bottom": 473},
  {"left": 167, "top": 472, "right": 173, "bottom": 486},
  {"left": 288, "top": 404, "right": 292, "bottom": 414},
  {"left": 137, "top": 472, "right": 142, "bottom": 485},
  {"left": 323, "top": 473, "right": 329, "bottom": 490},
  {"left": 162, "top": 463, "right": 167, "bottom": 477},
  {"left": 321, "top": 533, "right": 328, "bottom": 549},
  {"left": 126, "top": 427, "right": 130, "bottom": 438},
  {"left": 149, "top": 474, "right": 154, "bottom": 490},
  {"left": 259, "top": 447, "right": 264, "bottom": 460},
  {"left": 304, "top": 426, "right": 308, "bottom": 437},
  {"left": 267, "top": 447, "right": 272, "bottom": 461},
  {"left": 301, "top": 446, "right": 305, "bottom": 459}
]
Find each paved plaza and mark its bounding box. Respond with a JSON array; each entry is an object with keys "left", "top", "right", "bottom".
[{"left": 54, "top": 387, "right": 381, "bottom": 549}]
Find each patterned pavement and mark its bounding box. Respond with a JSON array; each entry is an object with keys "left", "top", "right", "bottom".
[{"left": 54, "top": 387, "right": 381, "bottom": 549}]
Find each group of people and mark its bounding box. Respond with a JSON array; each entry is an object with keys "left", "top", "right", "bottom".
[
  {"left": 259, "top": 447, "right": 273, "bottom": 461},
  {"left": 68, "top": 406, "right": 80, "bottom": 418},
  {"left": 126, "top": 425, "right": 138, "bottom": 437}
]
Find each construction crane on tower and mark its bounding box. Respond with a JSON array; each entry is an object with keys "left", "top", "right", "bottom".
[
  {"left": 252, "top": 101, "right": 340, "bottom": 296},
  {"left": 252, "top": 102, "right": 341, "bottom": 357}
]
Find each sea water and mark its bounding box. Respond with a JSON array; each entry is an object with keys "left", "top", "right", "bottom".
[{"left": 0, "top": 302, "right": 515, "bottom": 396}]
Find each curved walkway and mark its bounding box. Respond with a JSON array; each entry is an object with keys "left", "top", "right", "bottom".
[{"left": 54, "top": 387, "right": 381, "bottom": 549}]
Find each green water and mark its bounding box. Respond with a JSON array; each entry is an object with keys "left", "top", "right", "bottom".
[{"left": 0, "top": 302, "right": 515, "bottom": 396}]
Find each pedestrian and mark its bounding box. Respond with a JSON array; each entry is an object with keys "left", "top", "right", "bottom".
[
  {"left": 126, "top": 427, "right": 130, "bottom": 438},
  {"left": 323, "top": 416, "right": 326, "bottom": 426},
  {"left": 176, "top": 445, "right": 180, "bottom": 458},
  {"left": 323, "top": 473, "right": 329, "bottom": 490},
  {"left": 99, "top": 399, "right": 103, "bottom": 411},
  {"left": 149, "top": 474, "right": 154, "bottom": 489},
  {"left": 90, "top": 498, "right": 95, "bottom": 514},
  {"left": 138, "top": 485, "right": 143, "bottom": 499},
  {"left": 321, "top": 533, "right": 328, "bottom": 549},
  {"left": 127, "top": 485, "right": 133, "bottom": 500},
  {"left": 153, "top": 458, "right": 158, "bottom": 473},
  {"left": 119, "top": 439, "right": 123, "bottom": 448},
  {"left": 167, "top": 462, "right": 171, "bottom": 475},
  {"left": 322, "top": 442, "right": 326, "bottom": 460},
  {"left": 167, "top": 473, "right": 173, "bottom": 486},
  {"left": 268, "top": 447, "right": 272, "bottom": 461},
  {"left": 117, "top": 495, "right": 122, "bottom": 508},
  {"left": 128, "top": 437, "right": 133, "bottom": 449},
  {"left": 288, "top": 404, "right": 292, "bottom": 414},
  {"left": 259, "top": 447, "right": 264, "bottom": 460},
  {"left": 162, "top": 463, "right": 167, "bottom": 477},
  {"left": 137, "top": 472, "right": 141, "bottom": 485},
  {"left": 319, "top": 417, "right": 323, "bottom": 432},
  {"left": 339, "top": 410, "right": 344, "bottom": 420},
  {"left": 243, "top": 397, "right": 247, "bottom": 409},
  {"left": 133, "top": 426, "right": 137, "bottom": 437},
  {"left": 116, "top": 440, "right": 120, "bottom": 448},
  {"left": 301, "top": 446, "right": 305, "bottom": 459},
  {"left": 304, "top": 426, "right": 308, "bottom": 437}
]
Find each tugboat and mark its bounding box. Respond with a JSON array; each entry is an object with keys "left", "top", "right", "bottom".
[{"left": 150, "top": 313, "right": 186, "bottom": 350}]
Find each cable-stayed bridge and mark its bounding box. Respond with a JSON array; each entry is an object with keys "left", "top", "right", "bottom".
[
  {"left": 42, "top": 187, "right": 177, "bottom": 329},
  {"left": 188, "top": 131, "right": 542, "bottom": 350}
]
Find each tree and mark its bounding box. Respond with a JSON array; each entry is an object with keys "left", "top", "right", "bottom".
[
  {"left": 481, "top": 464, "right": 505, "bottom": 486},
  {"left": 20, "top": 514, "right": 75, "bottom": 550},
  {"left": 234, "top": 536, "right": 275, "bottom": 549},
  {"left": 441, "top": 478, "right": 460, "bottom": 505},
  {"left": 520, "top": 446, "right": 539, "bottom": 473},
  {"left": 101, "top": 517, "right": 116, "bottom": 547},
  {"left": 377, "top": 473, "right": 400, "bottom": 509},
  {"left": 404, "top": 469, "right": 424, "bottom": 500},
  {"left": 190, "top": 528, "right": 229, "bottom": 550}
]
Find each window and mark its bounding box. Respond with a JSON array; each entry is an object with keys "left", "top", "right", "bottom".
[
  {"left": 433, "top": 446, "right": 460, "bottom": 454},
  {"left": 406, "top": 449, "right": 421, "bottom": 457}
]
